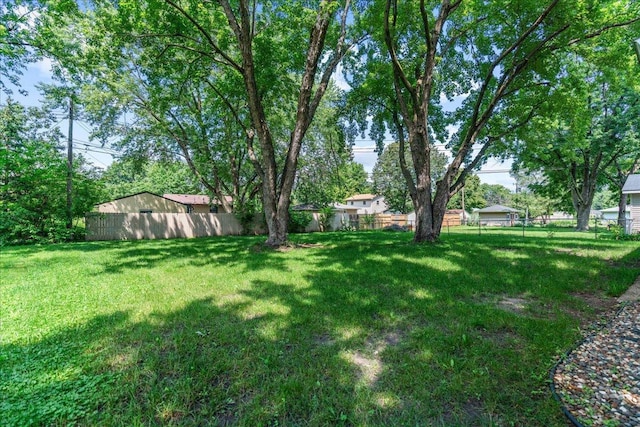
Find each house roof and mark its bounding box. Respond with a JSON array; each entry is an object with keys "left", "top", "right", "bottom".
[
  {"left": 600, "top": 206, "right": 630, "bottom": 213},
  {"left": 622, "top": 174, "right": 640, "bottom": 194},
  {"left": 477, "top": 204, "right": 519, "bottom": 213},
  {"left": 291, "top": 203, "right": 322, "bottom": 211},
  {"left": 163, "top": 194, "right": 233, "bottom": 205},
  {"left": 345, "top": 193, "right": 378, "bottom": 202}
]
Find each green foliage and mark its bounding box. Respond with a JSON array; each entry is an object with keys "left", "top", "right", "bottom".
[
  {"left": 294, "top": 88, "right": 370, "bottom": 206},
  {"left": 598, "top": 225, "right": 640, "bottom": 241},
  {"left": 288, "top": 210, "right": 313, "bottom": 233},
  {"left": 512, "top": 28, "right": 640, "bottom": 229},
  {"left": 346, "top": 0, "right": 640, "bottom": 241},
  {"left": 234, "top": 199, "right": 262, "bottom": 235},
  {"left": 318, "top": 206, "right": 335, "bottom": 232},
  {"left": 448, "top": 175, "right": 486, "bottom": 210},
  {"left": 372, "top": 142, "right": 447, "bottom": 213},
  {"left": 0, "top": 1, "right": 41, "bottom": 94},
  {"left": 360, "top": 213, "right": 376, "bottom": 229},
  {"left": 480, "top": 183, "right": 513, "bottom": 207},
  {"left": 99, "top": 158, "right": 202, "bottom": 200},
  {"left": 0, "top": 101, "right": 103, "bottom": 245}
]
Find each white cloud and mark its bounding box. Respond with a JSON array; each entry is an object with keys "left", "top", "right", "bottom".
[{"left": 32, "top": 57, "right": 53, "bottom": 75}]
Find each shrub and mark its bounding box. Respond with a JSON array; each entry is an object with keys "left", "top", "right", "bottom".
[
  {"left": 360, "top": 214, "right": 376, "bottom": 230},
  {"left": 288, "top": 210, "right": 312, "bottom": 233},
  {"left": 318, "top": 207, "right": 334, "bottom": 232}
]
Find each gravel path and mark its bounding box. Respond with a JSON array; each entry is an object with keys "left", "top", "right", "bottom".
[{"left": 552, "top": 293, "right": 640, "bottom": 426}]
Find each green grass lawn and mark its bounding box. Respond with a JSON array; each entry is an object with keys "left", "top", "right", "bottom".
[{"left": 2, "top": 229, "right": 639, "bottom": 426}]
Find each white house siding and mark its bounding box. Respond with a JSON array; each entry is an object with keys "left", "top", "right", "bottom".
[
  {"left": 631, "top": 195, "right": 640, "bottom": 233},
  {"left": 479, "top": 213, "right": 516, "bottom": 226}
]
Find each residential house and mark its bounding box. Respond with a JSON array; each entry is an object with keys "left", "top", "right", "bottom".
[
  {"left": 622, "top": 174, "right": 640, "bottom": 234},
  {"left": 477, "top": 204, "right": 520, "bottom": 226},
  {"left": 337, "top": 194, "right": 389, "bottom": 215}
]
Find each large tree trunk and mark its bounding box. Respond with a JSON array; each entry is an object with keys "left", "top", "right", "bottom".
[
  {"left": 575, "top": 203, "right": 591, "bottom": 230},
  {"left": 617, "top": 193, "right": 627, "bottom": 228},
  {"left": 263, "top": 195, "right": 289, "bottom": 246},
  {"left": 572, "top": 185, "right": 595, "bottom": 231},
  {"left": 219, "top": 0, "right": 344, "bottom": 247},
  {"left": 412, "top": 188, "right": 437, "bottom": 242}
]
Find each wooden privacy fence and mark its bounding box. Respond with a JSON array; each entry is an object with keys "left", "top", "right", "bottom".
[
  {"left": 87, "top": 211, "right": 466, "bottom": 241},
  {"left": 86, "top": 213, "right": 245, "bottom": 241}
]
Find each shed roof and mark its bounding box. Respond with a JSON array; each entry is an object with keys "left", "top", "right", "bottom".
[
  {"left": 600, "top": 206, "right": 630, "bottom": 213},
  {"left": 163, "top": 194, "right": 233, "bottom": 205},
  {"left": 477, "top": 204, "right": 519, "bottom": 213},
  {"left": 622, "top": 174, "right": 640, "bottom": 194},
  {"left": 96, "top": 191, "right": 184, "bottom": 207},
  {"left": 163, "top": 194, "right": 211, "bottom": 205}
]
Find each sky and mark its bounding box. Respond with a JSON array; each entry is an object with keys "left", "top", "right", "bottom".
[{"left": 8, "top": 59, "right": 516, "bottom": 190}]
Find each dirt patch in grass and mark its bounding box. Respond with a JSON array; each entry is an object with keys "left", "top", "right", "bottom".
[
  {"left": 441, "top": 398, "right": 487, "bottom": 426},
  {"left": 563, "top": 292, "right": 620, "bottom": 327},
  {"left": 497, "top": 296, "right": 528, "bottom": 315},
  {"left": 314, "top": 333, "right": 335, "bottom": 347},
  {"left": 345, "top": 331, "right": 404, "bottom": 387},
  {"left": 478, "top": 326, "right": 522, "bottom": 347},
  {"left": 250, "top": 242, "right": 324, "bottom": 253}
]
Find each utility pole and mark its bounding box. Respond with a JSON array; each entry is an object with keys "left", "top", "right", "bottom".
[
  {"left": 461, "top": 187, "right": 466, "bottom": 224},
  {"left": 66, "top": 96, "right": 73, "bottom": 229}
]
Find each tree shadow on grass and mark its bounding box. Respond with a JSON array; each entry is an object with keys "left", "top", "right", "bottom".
[{"left": 3, "top": 232, "right": 638, "bottom": 425}]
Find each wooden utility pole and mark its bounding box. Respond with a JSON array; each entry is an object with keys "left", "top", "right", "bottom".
[
  {"left": 461, "top": 187, "right": 466, "bottom": 224},
  {"left": 66, "top": 96, "right": 73, "bottom": 229}
]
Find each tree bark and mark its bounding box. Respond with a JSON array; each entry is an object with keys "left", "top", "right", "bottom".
[
  {"left": 617, "top": 194, "right": 627, "bottom": 228},
  {"left": 575, "top": 203, "right": 591, "bottom": 231},
  {"left": 218, "top": 0, "right": 345, "bottom": 247}
]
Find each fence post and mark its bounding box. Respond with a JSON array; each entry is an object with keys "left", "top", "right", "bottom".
[
  {"left": 478, "top": 219, "right": 481, "bottom": 236},
  {"left": 447, "top": 219, "right": 450, "bottom": 235},
  {"left": 594, "top": 217, "right": 598, "bottom": 239},
  {"left": 522, "top": 218, "right": 525, "bottom": 238}
]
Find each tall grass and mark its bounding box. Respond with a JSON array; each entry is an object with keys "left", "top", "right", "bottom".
[{"left": 1, "top": 229, "right": 638, "bottom": 425}]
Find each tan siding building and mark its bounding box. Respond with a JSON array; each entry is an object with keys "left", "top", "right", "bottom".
[{"left": 96, "top": 192, "right": 187, "bottom": 214}]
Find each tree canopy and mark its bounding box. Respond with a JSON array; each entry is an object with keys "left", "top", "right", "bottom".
[
  {"left": 512, "top": 22, "right": 640, "bottom": 230},
  {"left": 4, "top": 0, "right": 640, "bottom": 245},
  {"left": 348, "top": 0, "right": 640, "bottom": 241},
  {"left": 0, "top": 100, "right": 103, "bottom": 244}
]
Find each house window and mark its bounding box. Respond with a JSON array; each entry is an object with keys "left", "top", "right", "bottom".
[
  {"left": 210, "top": 205, "right": 218, "bottom": 213},
  {"left": 376, "top": 200, "right": 379, "bottom": 205},
  {"left": 140, "top": 210, "right": 152, "bottom": 214},
  {"left": 350, "top": 201, "right": 354, "bottom": 205},
  {"left": 187, "top": 205, "right": 193, "bottom": 213},
  {"left": 363, "top": 201, "right": 366, "bottom": 205}
]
